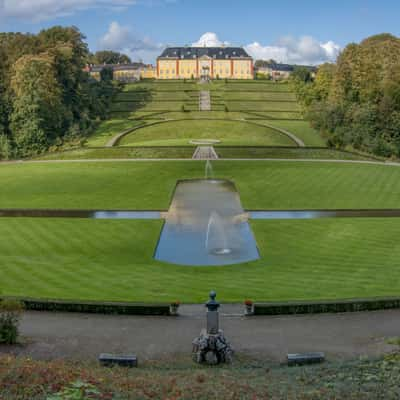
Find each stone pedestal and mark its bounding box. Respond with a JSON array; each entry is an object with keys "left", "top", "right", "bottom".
[
  {"left": 192, "top": 328, "right": 233, "bottom": 365},
  {"left": 207, "top": 310, "right": 219, "bottom": 334},
  {"left": 192, "top": 291, "right": 234, "bottom": 365}
]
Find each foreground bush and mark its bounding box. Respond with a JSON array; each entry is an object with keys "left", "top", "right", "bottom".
[
  {"left": 0, "top": 299, "right": 24, "bottom": 344},
  {"left": 0, "top": 352, "right": 400, "bottom": 399}
]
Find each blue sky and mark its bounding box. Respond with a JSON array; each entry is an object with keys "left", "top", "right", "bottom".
[{"left": 1, "top": 0, "right": 399, "bottom": 64}]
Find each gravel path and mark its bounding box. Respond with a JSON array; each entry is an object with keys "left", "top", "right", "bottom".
[{"left": 1, "top": 308, "right": 399, "bottom": 363}]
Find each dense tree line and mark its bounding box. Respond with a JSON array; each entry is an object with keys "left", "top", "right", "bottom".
[
  {"left": 89, "top": 50, "right": 131, "bottom": 65},
  {"left": 292, "top": 34, "right": 400, "bottom": 158},
  {"left": 0, "top": 26, "right": 118, "bottom": 159}
]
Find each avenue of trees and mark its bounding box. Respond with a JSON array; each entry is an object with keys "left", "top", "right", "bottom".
[
  {"left": 0, "top": 26, "right": 118, "bottom": 159},
  {"left": 292, "top": 34, "right": 400, "bottom": 158}
]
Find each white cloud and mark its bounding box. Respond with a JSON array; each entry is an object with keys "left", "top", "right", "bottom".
[
  {"left": 192, "top": 32, "right": 229, "bottom": 47},
  {"left": 98, "top": 21, "right": 163, "bottom": 63},
  {"left": 189, "top": 32, "right": 340, "bottom": 65},
  {"left": 245, "top": 35, "right": 341, "bottom": 65},
  {"left": 98, "top": 21, "right": 132, "bottom": 49},
  {"left": 0, "top": 0, "right": 143, "bottom": 22}
]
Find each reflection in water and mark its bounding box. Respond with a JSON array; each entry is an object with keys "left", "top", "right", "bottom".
[
  {"left": 94, "top": 211, "right": 161, "bottom": 219},
  {"left": 249, "top": 210, "right": 400, "bottom": 219},
  {"left": 1, "top": 209, "right": 400, "bottom": 220},
  {"left": 154, "top": 179, "right": 260, "bottom": 266},
  {"left": 0, "top": 209, "right": 161, "bottom": 219}
]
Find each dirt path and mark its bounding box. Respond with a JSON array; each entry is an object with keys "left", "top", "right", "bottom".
[{"left": 1, "top": 308, "right": 399, "bottom": 363}]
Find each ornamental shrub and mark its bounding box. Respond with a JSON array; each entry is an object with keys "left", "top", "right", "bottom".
[{"left": 0, "top": 299, "right": 24, "bottom": 344}]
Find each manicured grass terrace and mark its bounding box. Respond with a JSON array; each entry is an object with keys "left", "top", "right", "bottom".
[
  {"left": 2, "top": 81, "right": 394, "bottom": 304},
  {"left": 37, "top": 146, "right": 374, "bottom": 161},
  {"left": 1, "top": 161, "right": 400, "bottom": 210},
  {"left": 118, "top": 119, "right": 296, "bottom": 147},
  {"left": 1, "top": 217, "right": 400, "bottom": 302},
  {"left": 86, "top": 79, "right": 323, "bottom": 148}
]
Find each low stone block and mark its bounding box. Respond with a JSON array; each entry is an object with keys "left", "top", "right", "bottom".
[
  {"left": 99, "top": 353, "right": 138, "bottom": 368},
  {"left": 287, "top": 352, "right": 325, "bottom": 366}
]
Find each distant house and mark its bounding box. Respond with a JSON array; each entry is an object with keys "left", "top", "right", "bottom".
[
  {"left": 86, "top": 63, "right": 156, "bottom": 82},
  {"left": 256, "top": 63, "right": 317, "bottom": 80},
  {"left": 156, "top": 46, "right": 254, "bottom": 80}
]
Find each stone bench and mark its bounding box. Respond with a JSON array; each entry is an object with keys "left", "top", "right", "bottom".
[
  {"left": 99, "top": 353, "right": 138, "bottom": 368},
  {"left": 287, "top": 352, "right": 325, "bottom": 366}
]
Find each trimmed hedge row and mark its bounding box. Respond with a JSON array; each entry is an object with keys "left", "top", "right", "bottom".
[
  {"left": 215, "top": 145, "right": 382, "bottom": 161},
  {"left": 220, "top": 99, "right": 298, "bottom": 103},
  {"left": 1, "top": 297, "right": 172, "bottom": 316},
  {"left": 253, "top": 297, "right": 400, "bottom": 316}
]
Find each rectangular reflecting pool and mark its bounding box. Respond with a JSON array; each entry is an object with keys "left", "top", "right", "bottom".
[{"left": 154, "top": 179, "right": 260, "bottom": 266}]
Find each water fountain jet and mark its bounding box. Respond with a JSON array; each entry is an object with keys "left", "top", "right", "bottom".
[
  {"left": 205, "top": 211, "right": 232, "bottom": 256},
  {"left": 205, "top": 160, "right": 214, "bottom": 179}
]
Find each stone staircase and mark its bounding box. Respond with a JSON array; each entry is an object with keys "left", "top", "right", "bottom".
[
  {"left": 199, "top": 91, "right": 211, "bottom": 111},
  {"left": 192, "top": 146, "right": 218, "bottom": 160}
]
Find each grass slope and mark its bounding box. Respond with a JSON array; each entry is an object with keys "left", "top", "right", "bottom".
[
  {"left": 260, "top": 120, "right": 326, "bottom": 147},
  {"left": 1, "top": 218, "right": 400, "bottom": 302},
  {"left": 118, "top": 120, "right": 296, "bottom": 147},
  {"left": 1, "top": 161, "right": 400, "bottom": 210},
  {"left": 85, "top": 119, "right": 144, "bottom": 147},
  {"left": 85, "top": 80, "right": 324, "bottom": 150},
  {"left": 37, "top": 146, "right": 374, "bottom": 161}
]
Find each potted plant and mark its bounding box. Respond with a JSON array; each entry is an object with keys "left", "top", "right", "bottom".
[
  {"left": 244, "top": 299, "right": 253, "bottom": 315},
  {"left": 170, "top": 300, "right": 180, "bottom": 316}
]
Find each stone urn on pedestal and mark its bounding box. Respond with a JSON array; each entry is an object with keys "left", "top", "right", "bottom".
[
  {"left": 192, "top": 291, "right": 233, "bottom": 365},
  {"left": 244, "top": 299, "right": 254, "bottom": 315},
  {"left": 170, "top": 300, "right": 180, "bottom": 316}
]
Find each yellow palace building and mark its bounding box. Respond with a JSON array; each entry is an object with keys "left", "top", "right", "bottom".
[{"left": 157, "top": 47, "right": 254, "bottom": 80}]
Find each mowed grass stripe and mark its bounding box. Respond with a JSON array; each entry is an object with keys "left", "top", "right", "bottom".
[
  {"left": 2, "top": 161, "right": 400, "bottom": 209},
  {"left": 1, "top": 218, "right": 400, "bottom": 302}
]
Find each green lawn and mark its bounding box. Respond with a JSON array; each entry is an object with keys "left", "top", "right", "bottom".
[
  {"left": 220, "top": 91, "right": 297, "bottom": 101},
  {"left": 86, "top": 119, "right": 144, "bottom": 147},
  {"left": 2, "top": 80, "right": 396, "bottom": 304},
  {"left": 1, "top": 217, "right": 400, "bottom": 302},
  {"left": 1, "top": 161, "right": 400, "bottom": 210},
  {"left": 37, "top": 146, "right": 372, "bottom": 161},
  {"left": 118, "top": 120, "right": 296, "bottom": 147},
  {"left": 215, "top": 147, "right": 374, "bottom": 160},
  {"left": 225, "top": 101, "right": 301, "bottom": 112},
  {"left": 38, "top": 147, "right": 194, "bottom": 160},
  {"left": 260, "top": 120, "right": 326, "bottom": 147}
]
